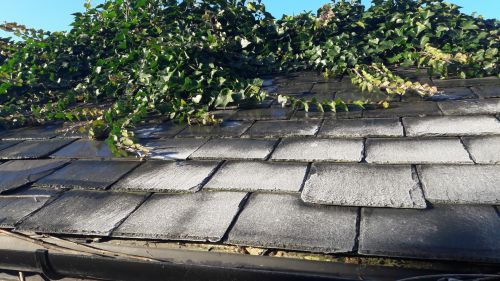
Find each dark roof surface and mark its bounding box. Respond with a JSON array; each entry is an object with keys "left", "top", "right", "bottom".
[{"left": 1, "top": 72, "right": 500, "bottom": 266}]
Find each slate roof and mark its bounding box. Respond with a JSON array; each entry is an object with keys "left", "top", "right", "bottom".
[{"left": 1, "top": 72, "right": 500, "bottom": 267}]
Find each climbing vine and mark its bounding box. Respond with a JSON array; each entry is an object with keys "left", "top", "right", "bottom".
[{"left": 0, "top": 0, "right": 498, "bottom": 153}]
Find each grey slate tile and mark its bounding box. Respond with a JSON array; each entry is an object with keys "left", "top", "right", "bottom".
[
  {"left": 418, "top": 165, "right": 500, "bottom": 205},
  {"left": 0, "top": 139, "right": 74, "bottom": 160},
  {"left": 205, "top": 161, "right": 308, "bottom": 193},
  {"left": 403, "top": 115, "right": 500, "bottom": 137},
  {"left": 432, "top": 77, "right": 500, "bottom": 88},
  {"left": 471, "top": 86, "right": 500, "bottom": 98},
  {"left": 0, "top": 140, "right": 22, "bottom": 152},
  {"left": 227, "top": 193, "right": 358, "bottom": 253},
  {"left": 17, "top": 190, "right": 147, "bottom": 236},
  {"left": 244, "top": 120, "right": 320, "bottom": 138},
  {"left": 363, "top": 102, "right": 442, "bottom": 118},
  {"left": 318, "top": 118, "right": 403, "bottom": 138},
  {"left": 437, "top": 98, "right": 500, "bottom": 115},
  {"left": 140, "top": 138, "right": 207, "bottom": 160},
  {"left": 302, "top": 164, "right": 426, "bottom": 209},
  {"left": 291, "top": 109, "right": 363, "bottom": 120},
  {"left": 0, "top": 124, "right": 62, "bottom": 140},
  {"left": 336, "top": 89, "right": 397, "bottom": 103},
  {"left": 34, "top": 160, "right": 140, "bottom": 190},
  {"left": 0, "top": 160, "right": 69, "bottom": 193},
  {"left": 190, "top": 139, "right": 277, "bottom": 160},
  {"left": 271, "top": 138, "right": 363, "bottom": 163},
  {"left": 112, "top": 160, "right": 220, "bottom": 192},
  {"left": 146, "top": 122, "right": 187, "bottom": 138},
  {"left": 359, "top": 205, "right": 500, "bottom": 262},
  {"left": 176, "top": 121, "right": 253, "bottom": 138},
  {"left": 229, "top": 107, "right": 293, "bottom": 121},
  {"left": 365, "top": 138, "right": 473, "bottom": 164},
  {"left": 276, "top": 83, "right": 313, "bottom": 96},
  {"left": 426, "top": 87, "right": 477, "bottom": 101},
  {"left": 0, "top": 188, "right": 59, "bottom": 228},
  {"left": 50, "top": 139, "right": 123, "bottom": 159},
  {"left": 113, "top": 192, "right": 247, "bottom": 242},
  {"left": 462, "top": 136, "right": 500, "bottom": 164}
]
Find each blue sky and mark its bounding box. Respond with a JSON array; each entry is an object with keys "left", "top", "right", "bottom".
[{"left": 1, "top": 0, "right": 498, "bottom": 38}]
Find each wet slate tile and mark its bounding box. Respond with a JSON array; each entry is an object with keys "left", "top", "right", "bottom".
[
  {"left": 318, "top": 118, "right": 403, "bottom": 138},
  {"left": 0, "top": 140, "right": 21, "bottom": 152},
  {"left": 0, "top": 160, "right": 69, "bottom": 193},
  {"left": 205, "top": 161, "right": 308, "bottom": 193},
  {"left": 190, "top": 139, "right": 277, "bottom": 160},
  {"left": 0, "top": 188, "right": 59, "bottom": 228},
  {"left": 176, "top": 121, "right": 253, "bottom": 138},
  {"left": 471, "top": 86, "right": 500, "bottom": 98},
  {"left": 271, "top": 138, "right": 363, "bottom": 163},
  {"left": 432, "top": 77, "right": 500, "bottom": 88},
  {"left": 50, "top": 139, "right": 121, "bottom": 159},
  {"left": 418, "top": 165, "right": 500, "bottom": 205},
  {"left": 0, "top": 139, "right": 74, "bottom": 160},
  {"left": 210, "top": 109, "right": 237, "bottom": 120},
  {"left": 426, "top": 87, "right": 477, "bottom": 101},
  {"left": 227, "top": 193, "right": 358, "bottom": 253},
  {"left": 0, "top": 124, "right": 62, "bottom": 140},
  {"left": 359, "top": 205, "right": 500, "bottom": 262},
  {"left": 302, "top": 164, "right": 426, "bottom": 209},
  {"left": 403, "top": 115, "right": 500, "bottom": 137},
  {"left": 34, "top": 160, "right": 140, "bottom": 190},
  {"left": 229, "top": 107, "right": 293, "bottom": 121},
  {"left": 243, "top": 120, "right": 320, "bottom": 138},
  {"left": 146, "top": 122, "right": 187, "bottom": 138},
  {"left": 113, "top": 192, "right": 247, "bottom": 242},
  {"left": 309, "top": 83, "right": 337, "bottom": 100},
  {"left": 112, "top": 160, "right": 220, "bottom": 192},
  {"left": 17, "top": 190, "right": 147, "bottom": 236},
  {"left": 438, "top": 98, "right": 500, "bottom": 115},
  {"left": 462, "top": 136, "right": 500, "bottom": 164},
  {"left": 365, "top": 138, "right": 473, "bottom": 164},
  {"left": 139, "top": 138, "right": 207, "bottom": 160},
  {"left": 363, "top": 102, "right": 442, "bottom": 118}
]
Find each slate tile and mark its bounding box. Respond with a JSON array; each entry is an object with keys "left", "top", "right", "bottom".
[
  {"left": 291, "top": 108, "right": 363, "bottom": 120},
  {"left": 438, "top": 98, "right": 500, "bottom": 115},
  {"left": 426, "top": 87, "right": 477, "bottom": 101},
  {"left": 462, "top": 136, "right": 500, "bottom": 164},
  {"left": 113, "top": 192, "right": 247, "bottom": 242},
  {"left": 0, "top": 139, "right": 74, "bottom": 160},
  {"left": 210, "top": 109, "right": 237, "bottom": 120},
  {"left": 471, "top": 86, "right": 500, "bottom": 98},
  {"left": 336, "top": 89, "right": 398, "bottom": 103},
  {"left": 0, "top": 160, "right": 69, "bottom": 193},
  {"left": 243, "top": 120, "right": 320, "bottom": 138},
  {"left": 0, "top": 140, "right": 21, "bottom": 152},
  {"left": 365, "top": 138, "right": 473, "bottom": 164},
  {"left": 276, "top": 83, "right": 313, "bottom": 96},
  {"left": 139, "top": 138, "right": 207, "bottom": 160},
  {"left": 0, "top": 124, "right": 62, "bottom": 140},
  {"left": 0, "top": 188, "right": 59, "bottom": 228},
  {"left": 229, "top": 107, "right": 293, "bottom": 121},
  {"left": 418, "top": 165, "right": 500, "bottom": 205},
  {"left": 51, "top": 139, "right": 126, "bottom": 159},
  {"left": 432, "top": 77, "right": 500, "bottom": 88},
  {"left": 271, "top": 138, "right": 363, "bottom": 162},
  {"left": 359, "top": 205, "right": 500, "bottom": 262},
  {"left": 112, "top": 160, "right": 220, "bottom": 192},
  {"left": 318, "top": 118, "right": 403, "bottom": 138},
  {"left": 34, "top": 160, "right": 140, "bottom": 190},
  {"left": 17, "top": 190, "right": 147, "bottom": 236},
  {"left": 302, "top": 164, "right": 426, "bottom": 209},
  {"left": 205, "top": 161, "right": 308, "bottom": 193},
  {"left": 176, "top": 121, "right": 253, "bottom": 138},
  {"left": 227, "top": 193, "right": 358, "bottom": 253},
  {"left": 190, "top": 139, "right": 277, "bottom": 160},
  {"left": 403, "top": 115, "right": 500, "bottom": 137},
  {"left": 363, "top": 102, "right": 442, "bottom": 118},
  {"left": 147, "top": 122, "right": 187, "bottom": 138},
  {"left": 309, "top": 83, "right": 337, "bottom": 100}
]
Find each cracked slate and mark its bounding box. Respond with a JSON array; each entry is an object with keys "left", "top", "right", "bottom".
[
  {"left": 51, "top": 139, "right": 120, "bottom": 159},
  {"left": 176, "top": 121, "right": 253, "bottom": 138},
  {"left": 302, "top": 164, "right": 426, "bottom": 209},
  {"left": 113, "top": 192, "right": 247, "bottom": 242},
  {"left": 205, "top": 161, "right": 308, "bottom": 193},
  {"left": 0, "top": 124, "right": 62, "bottom": 140},
  {"left": 17, "top": 190, "right": 147, "bottom": 236},
  {"left": 418, "top": 165, "right": 500, "bottom": 204},
  {"left": 462, "top": 136, "right": 500, "bottom": 164},
  {"left": 243, "top": 120, "right": 320, "bottom": 138},
  {"left": 403, "top": 115, "right": 500, "bottom": 137},
  {"left": 229, "top": 107, "right": 293, "bottom": 121},
  {"left": 365, "top": 138, "right": 473, "bottom": 164},
  {"left": 139, "top": 138, "right": 207, "bottom": 160},
  {"left": 471, "top": 86, "right": 500, "bottom": 98},
  {"left": 426, "top": 87, "right": 477, "bottom": 101},
  {"left": 34, "top": 160, "right": 140, "bottom": 190},
  {"left": 227, "top": 193, "right": 358, "bottom": 253},
  {"left": 363, "top": 102, "right": 442, "bottom": 118},
  {"left": 112, "top": 160, "right": 220, "bottom": 192},
  {"left": 0, "top": 188, "right": 59, "bottom": 228},
  {"left": 0, "top": 139, "right": 74, "bottom": 160},
  {"left": 271, "top": 138, "right": 363, "bottom": 162},
  {"left": 190, "top": 139, "right": 277, "bottom": 160},
  {"left": 359, "top": 205, "right": 500, "bottom": 262},
  {"left": 437, "top": 98, "right": 500, "bottom": 115},
  {"left": 318, "top": 118, "right": 403, "bottom": 138},
  {"left": 0, "top": 140, "right": 21, "bottom": 152},
  {"left": 0, "top": 160, "right": 69, "bottom": 193}
]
